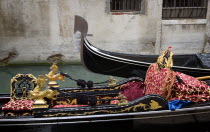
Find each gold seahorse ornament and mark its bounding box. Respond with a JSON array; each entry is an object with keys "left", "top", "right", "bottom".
[
  {"left": 45, "top": 63, "right": 66, "bottom": 88},
  {"left": 29, "top": 75, "right": 59, "bottom": 109}
]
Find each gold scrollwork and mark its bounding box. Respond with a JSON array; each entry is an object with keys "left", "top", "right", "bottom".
[
  {"left": 149, "top": 100, "right": 162, "bottom": 110},
  {"left": 56, "top": 99, "right": 77, "bottom": 105},
  {"left": 42, "top": 100, "right": 163, "bottom": 117}
]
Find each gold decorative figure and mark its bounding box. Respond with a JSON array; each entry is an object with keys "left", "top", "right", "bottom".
[
  {"left": 157, "top": 46, "right": 173, "bottom": 69},
  {"left": 29, "top": 75, "right": 59, "bottom": 109},
  {"left": 108, "top": 76, "right": 118, "bottom": 86},
  {"left": 149, "top": 100, "right": 162, "bottom": 110},
  {"left": 117, "top": 93, "right": 128, "bottom": 106},
  {"left": 45, "top": 63, "right": 65, "bottom": 88}
]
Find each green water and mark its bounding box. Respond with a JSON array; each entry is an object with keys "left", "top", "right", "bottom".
[{"left": 0, "top": 65, "right": 124, "bottom": 93}]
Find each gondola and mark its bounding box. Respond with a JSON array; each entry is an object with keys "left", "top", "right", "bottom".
[
  {"left": 1, "top": 78, "right": 210, "bottom": 132},
  {"left": 81, "top": 38, "right": 210, "bottom": 78},
  {"left": 1, "top": 77, "right": 210, "bottom": 131},
  {"left": 0, "top": 76, "right": 169, "bottom": 131},
  {"left": 0, "top": 63, "right": 167, "bottom": 130}
]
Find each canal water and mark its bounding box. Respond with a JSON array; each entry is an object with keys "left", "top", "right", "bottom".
[{"left": 0, "top": 64, "right": 124, "bottom": 93}]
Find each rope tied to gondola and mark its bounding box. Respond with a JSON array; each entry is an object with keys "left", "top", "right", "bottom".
[{"left": 60, "top": 72, "right": 111, "bottom": 88}]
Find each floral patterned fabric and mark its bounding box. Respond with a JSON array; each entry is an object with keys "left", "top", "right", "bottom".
[
  {"left": 2, "top": 100, "right": 34, "bottom": 111},
  {"left": 170, "top": 72, "right": 210, "bottom": 103},
  {"left": 144, "top": 63, "right": 210, "bottom": 103},
  {"left": 110, "top": 96, "right": 120, "bottom": 104},
  {"left": 120, "top": 81, "right": 145, "bottom": 101},
  {"left": 53, "top": 105, "right": 88, "bottom": 108},
  {"left": 144, "top": 63, "right": 176, "bottom": 100}
]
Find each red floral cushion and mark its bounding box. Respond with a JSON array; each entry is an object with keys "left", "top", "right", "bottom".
[
  {"left": 170, "top": 72, "right": 210, "bottom": 103},
  {"left": 110, "top": 96, "right": 120, "bottom": 104},
  {"left": 144, "top": 63, "right": 176, "bottom": 100},
  {"left": 144, "top": 63, "right": 210, "bottom": 103},
  {"left": 53, "top": 105, "right": 88, "bottom": 108},
  {"left": 2, "top": 100, "right": 34, "bottom": 111}
]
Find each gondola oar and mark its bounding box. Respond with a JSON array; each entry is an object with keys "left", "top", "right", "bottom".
[{"left": 196, "top": 76, "right": 210, "bottom": 80}]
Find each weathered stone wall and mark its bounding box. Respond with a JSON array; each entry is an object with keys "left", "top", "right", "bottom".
[
  {"left": 0, "top": 0, "right": 209, "bottom": 64},
  {"left": 204, "top": 0, "right": 210, "bottom": 53},
  {"left": 161, "top": 20, "right": 207, "bottom": 54},
  {"left": 86, "top": 0, "right": 158, "bottom": 54}
]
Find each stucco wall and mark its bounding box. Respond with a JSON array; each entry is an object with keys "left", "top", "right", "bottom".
[
  {"left": 86, "top": 0, "right": 157, "bottom": 54},
  {"left": 161, "top": 20, "right": 207, "bottom": 54},
  {"left": 0, "top": 0, "right": 209, "bottom": 64},
  {"left": 0, "top": 0, "right": 77, "bottom": 63}
]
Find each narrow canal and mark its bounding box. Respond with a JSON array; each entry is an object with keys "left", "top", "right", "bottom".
[{"left": 0, "top": 64, "right": 124, "bottom": 93}]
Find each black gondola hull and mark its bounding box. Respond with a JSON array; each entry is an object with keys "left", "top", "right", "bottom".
[
  {"left": 1, "top": 105, "right": 210, "bottom": 132},
  {"left": 81, "top": 38, "right": 210, "bottom": 78},
  {"left": 1, "top": 93, "right": 210, "bottom": 131}
]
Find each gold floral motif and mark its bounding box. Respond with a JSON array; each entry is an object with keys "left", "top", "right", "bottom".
[
  {"left": 108, "top": 76, "right": 118, "bottom": 86},
  {"left": 134, "top": 103, "right": 147, "bottom": 111},
  {"left": 41, "top": 100, "right": 163, "bottom": 117},
  {"left": 56, "top": 99, "right": 77, "bottom": 105},
  {"left": 149, "top": 100, "right": 162, "bottom": 110},
  {"left": 10, "top": 74, "right": 37, "bottom": 100},
  {"left": 117, "top": 94, "right": 128, "bottom": 106}
]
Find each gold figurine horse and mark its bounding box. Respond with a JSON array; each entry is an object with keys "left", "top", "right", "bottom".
[
  {"left": 29, "top": 75, "right": 59, "bottom": 108},
  {"left": 45, "top": 63, "right": 65, "bottom": 88}
]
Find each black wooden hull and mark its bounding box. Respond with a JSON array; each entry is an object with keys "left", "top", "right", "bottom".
[
  {"left": 1, "top": 105, "right": 210, "bottom": 130},
  {"left": 81, "top": 38, "right": 210, "bottom": 78},
  {"left": 1, "top": 93, "right": 210, "bottom": 131},
  {"left": 1, "top": 79, "right": 210, "bottom": 130}
]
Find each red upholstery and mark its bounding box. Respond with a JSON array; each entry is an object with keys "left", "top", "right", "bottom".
[
  {"left": 170, "top": 72, "right": 210, "bottom": 103},
  {"left": 2, "top": 100, "right": 34, "bottom": 111},
  {"left": 120, "top": 81, "right": 145, "bottom": 101},
  {"left": 110, "top": 96, "right": 120, "bottom": 104},
  {"left": 144, "top": 63, "right": 175, "bottom": 100},
  {"left": 144, "top": 63, "right": 210, "bottom": 103},
  {"left": 53, "top": 105, "right": 88, "bottom": 108}
]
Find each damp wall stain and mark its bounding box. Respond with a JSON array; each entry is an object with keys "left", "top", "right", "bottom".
[
  {"left": 0, "top": 0, "right": 26, "bottom": 36},
  {"left": 0, "top": 0, "right": 50, "bottom": 37},
  {"left": 0, "top": 0, "right": 209, "bottom": 64}
]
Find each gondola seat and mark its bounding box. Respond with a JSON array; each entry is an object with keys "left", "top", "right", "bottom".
[
  {"left": 120, "top": 81, "right": 145, "bottom": 101},
  {"left": 111, "top": 81, "right": 146, "bottom": 104},
  {"left": 2, "top": 74, "right": 37, "bottom": 116}
]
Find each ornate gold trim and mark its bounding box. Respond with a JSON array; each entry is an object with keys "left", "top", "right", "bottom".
[
  {"left": 10, "top": 74, "right": 37, "bottom": 100},
  {"left": 41, "top": 100, "right": 163, "bottom": 117},
  {"left": 33, "top": 104, "right": 49, "bottom": 109}
]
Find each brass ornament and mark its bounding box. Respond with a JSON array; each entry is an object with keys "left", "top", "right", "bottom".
[
  {"left": 45, "top": 63, "right": 66, "bottom": 88},
  {"left": 29, "top": 75, "right": 59, "bottom": 109},
  {"left": 157, "top": 46, "right": 173, "bottom": 69},
  {"left": 10, "top": 74, "right": 37, "bottom": 100},
  {"left": 117, "top": 94, "right": 128, "bottom": 106},
  {"left": 149, "top": 100, "right": 163, "bottom": 110},
  {"left": 56, "top": 99, "right": 77, "bottom": 105},
  {"left": 108, "top": 76, "right": 118, "bottom": 86}
]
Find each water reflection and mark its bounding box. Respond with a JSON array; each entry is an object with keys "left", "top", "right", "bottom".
[{"left": 0, "top": 65, "right": 124, "bottom": 93}]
